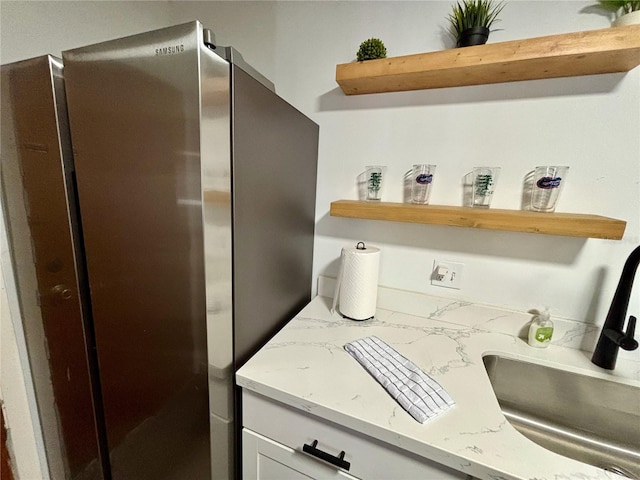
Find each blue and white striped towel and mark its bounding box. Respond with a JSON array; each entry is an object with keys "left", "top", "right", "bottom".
[{"left": 344, "top": 336, "right": 454, "bottom": 423}]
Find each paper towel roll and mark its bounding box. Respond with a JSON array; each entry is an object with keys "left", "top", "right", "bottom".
[{"left": 332, "top": 242, "right": 380, "bottom": 321}]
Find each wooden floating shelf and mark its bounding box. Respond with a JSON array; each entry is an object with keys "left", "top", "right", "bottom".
[
  {"left": 336, "top": 25, "right": 640, "bottom": 95},
  {"left": 330, "top": 200, "right": 626, "bottom": 240}
]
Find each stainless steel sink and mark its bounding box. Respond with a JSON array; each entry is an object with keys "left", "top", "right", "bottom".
[{"left": 482, "top": 354, "right": 640, "bottom": 479}]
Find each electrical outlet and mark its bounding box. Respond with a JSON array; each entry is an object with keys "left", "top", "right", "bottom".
[{"left": 431, "top": 260, "right": 464, "bottom": 289}]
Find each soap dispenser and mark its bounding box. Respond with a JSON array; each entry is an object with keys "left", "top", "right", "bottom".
[{"left": 528, "top": 308, "right": 554, "bottom": 348}]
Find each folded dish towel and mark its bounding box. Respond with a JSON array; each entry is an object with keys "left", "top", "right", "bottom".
[{"left": 344, "top": 336, "right": 454, "bottom": 423}]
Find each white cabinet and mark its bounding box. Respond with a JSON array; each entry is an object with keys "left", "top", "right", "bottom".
[
  {"left": 241, "top": 390, "right": 468, "bottom": 480},
  {"left": 243, "top": 429, "right": 359, "bottom": 479}
]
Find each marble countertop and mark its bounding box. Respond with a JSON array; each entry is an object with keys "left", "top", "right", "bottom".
[{"left": 236, "top": 278, "right": 639, "bottom": 480}]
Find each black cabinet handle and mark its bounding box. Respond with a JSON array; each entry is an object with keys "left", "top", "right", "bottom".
[{"left": 302, "top": 439, "right": 351, "bottom": 471}]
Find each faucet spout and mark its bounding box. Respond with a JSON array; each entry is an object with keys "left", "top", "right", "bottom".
[{"left": 592, "top": 245, "right": 640, "bottom": 370}]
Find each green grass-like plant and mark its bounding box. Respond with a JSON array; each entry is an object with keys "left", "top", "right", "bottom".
[
  {"left": 594, "top": 0, "right": 640, "bottom": 15},
  {"left": 447, "top": 0, "right": 505, "bottom": 42},
  {"left": 356, "top": 38, "right": 387, "bottom": 62}
]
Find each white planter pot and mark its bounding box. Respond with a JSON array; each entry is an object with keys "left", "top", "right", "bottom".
[{"left": 613, "top": 10, "right": 640, "bottom": 27}]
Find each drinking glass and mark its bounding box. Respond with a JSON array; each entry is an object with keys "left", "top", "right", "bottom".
[
  {"left": 472, "top": 167, "right": 500, "bottom": 208},
  {"left": 365, "top": 165, "right": 385, "bottom": 201},
  {"left": 410, "top": 164, "right": 436, "bottom": 204},
  {"left": 531, "top": 166, "right": 569, "bottom": 212}
]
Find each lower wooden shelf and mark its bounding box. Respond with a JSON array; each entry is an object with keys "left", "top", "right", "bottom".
[{"left": 330, "top": 200, "right": 626, "bottom": 240}]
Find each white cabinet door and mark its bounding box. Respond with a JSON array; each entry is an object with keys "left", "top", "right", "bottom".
[{"left": 243, "top": 429, "right": 359, "bottom": 480}]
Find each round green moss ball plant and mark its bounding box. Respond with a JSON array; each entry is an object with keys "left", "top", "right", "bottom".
[{"left": 356, "top": 38, "right": 387, "bottom": 62}]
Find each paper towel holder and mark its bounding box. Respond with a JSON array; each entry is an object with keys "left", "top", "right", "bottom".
[{"left": 331, "top": 241, "right": 379, "bottom": 322}]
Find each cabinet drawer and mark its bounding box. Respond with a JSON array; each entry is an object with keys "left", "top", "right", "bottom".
[
  {"left": 242, "top": 391, "right": 467, "bottom": 480},
  {"left": 243, "top": 428, "right": 360, "bottom": 479}
]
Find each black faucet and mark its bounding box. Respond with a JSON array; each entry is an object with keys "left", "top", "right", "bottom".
[{"left": 591, "top": 245, "right": 640, "bottom": 370}]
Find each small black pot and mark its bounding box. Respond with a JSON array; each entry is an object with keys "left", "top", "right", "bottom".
[{"left": 456, "top": 26, "right": 490, "bottom": 48}]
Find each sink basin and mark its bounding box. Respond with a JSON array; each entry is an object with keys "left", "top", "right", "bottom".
[{"left": 482, "top": 354, "right": 640, "bottom": 479}]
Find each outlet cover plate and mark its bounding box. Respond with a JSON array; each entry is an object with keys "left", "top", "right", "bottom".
[{"left": 431, "top": 260, "right": 464, "bottom": 289}]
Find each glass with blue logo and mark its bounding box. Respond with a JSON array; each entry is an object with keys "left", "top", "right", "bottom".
[
  {"left": 410, "top": 164, "right": 436, "bottom": 204},
  {"left": 531, "top": 166, "right": 569, "bottom": 212}
]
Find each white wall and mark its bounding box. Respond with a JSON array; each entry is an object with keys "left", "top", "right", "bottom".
[
  {"left": 1, "top": 231, "right": 46, "bottom": 480},
  {"left": 1, "top": 0, "right": 639, "bottom": 476},
  {"left": 178, "top": 1, "right": 639, "bottom": 325},
  {"left": 0, "top": 1, "right": 174, "bottom": 64}
]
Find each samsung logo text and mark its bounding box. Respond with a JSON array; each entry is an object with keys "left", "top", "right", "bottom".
[{"left": 155, "top": 44, "right": 185, "bottom": 56}]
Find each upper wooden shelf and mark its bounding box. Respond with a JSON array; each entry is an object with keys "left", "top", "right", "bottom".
[
  {"left": 336, "top": 25, "right": 640, "bottom": 95},
  {"left": 330, "top": 200, "right": 626, "bottom": 239}
]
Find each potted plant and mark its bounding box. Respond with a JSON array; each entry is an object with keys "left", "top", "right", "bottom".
[
  {"left": 447, "top": 0, "right": 505, "bottom": 48},
  {"left": 592, "top": 0, "right": 640, "bottom": 26},
  {"left": 356, "top": 38, "right": 387, "bottom": 61}
]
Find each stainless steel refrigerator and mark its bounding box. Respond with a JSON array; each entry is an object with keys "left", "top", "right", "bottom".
[
  {"left": 2, "top": 21, "right": 318, "bottom": 480},
  {"left": 2, "top": 54, "right": 107, "bottom": 480}
]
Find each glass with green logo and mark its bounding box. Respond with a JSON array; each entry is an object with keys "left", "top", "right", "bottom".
[
  {"left": 472, "top": 167, "right": 500, "bottom": 208},
  {"left": 365, "top": 165, "right": 385, "bottom": 201}
]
